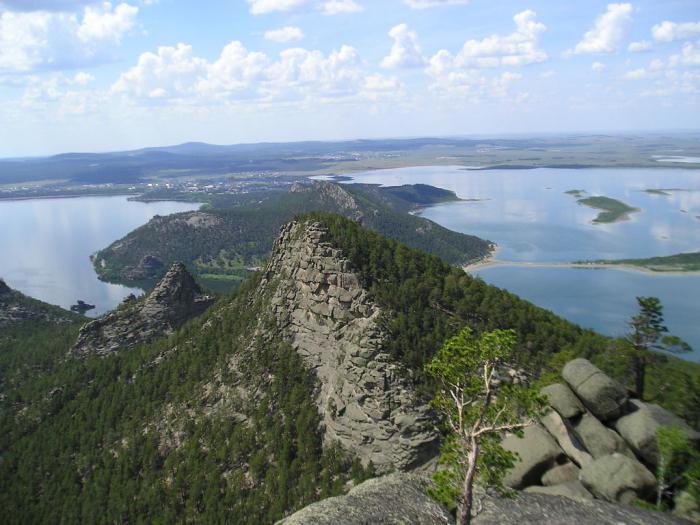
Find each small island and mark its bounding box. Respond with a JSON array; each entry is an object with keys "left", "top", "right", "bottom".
[
  {"left": 644, "top": 189, "right": 672, "bottom": 196},
  {"left": 577, "top": 195, "right": 640, "bottom": 224},
  {"left": 586, "top": 251, "right": 700, "bottom": 272},
  {"left": 565, "top": 189, "right": 586, "bottom": 198}
]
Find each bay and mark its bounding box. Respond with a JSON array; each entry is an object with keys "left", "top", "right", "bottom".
[
  {"left": 0, "top": 196, "right": 200, "bottom": 316},
  {"left": 318, "top": 166, "right": 700, "bottom": 360}
]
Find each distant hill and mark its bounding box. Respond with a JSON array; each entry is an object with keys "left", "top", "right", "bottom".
[{"left": 92, "top": 181, "right": 492, "bottom": 289}]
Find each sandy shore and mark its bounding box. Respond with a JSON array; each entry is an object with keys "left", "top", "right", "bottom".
[{"left": 463, "top": 257, "right": 700, "bottom": 277}]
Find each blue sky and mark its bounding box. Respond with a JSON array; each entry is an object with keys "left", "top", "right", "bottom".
[{"left": 0, "top": 0, "right": 699, "bottom": 156}]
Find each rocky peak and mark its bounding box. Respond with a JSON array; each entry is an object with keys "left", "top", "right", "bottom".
[
  {"left": 0, "top": 278, "right": 10, "bottom": 295},
  {"left": 72, "top": 263, "right": 213, "bottom": 357},
  {"left": 257, "top": 220, "right": 438, "bottom": 473}
]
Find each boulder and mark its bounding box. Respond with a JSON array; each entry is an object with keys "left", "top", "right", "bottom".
[
  {"left": 541, "top": 383, "right": 585, "bottom": 419},
  {"left": 503, "top": 424, "right": 564, "bottom": 489},
  {"left": 572, "top": 413, "right": 633, "bottom": 459},
  {"left": 579, "top": 453, "right": 657, "bottom": 504},
  {"left": 614, "top": 399, "right": 700, "bottom": 467},
  {"left": 540, "top": 408, "right": 593, "bottom": 467},
  {"left": 524, "top": 480, "right": 593, "bottom": 501},
  {"left": 276, "top": 473, "right": 451, "bottom": 525},
  {"left": 542, "top": 461, "right": 580, "bottom": 486},
  {"left": 472, "top": 490, "right": 688, "bottom": 525},
  {"left": 562, "top": 359, "right": 628, "bottom": 421}
]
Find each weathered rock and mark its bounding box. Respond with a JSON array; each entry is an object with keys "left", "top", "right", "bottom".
[
  {"left": 276, "top": 473, "right": 451, "bottom": 525},
  {"left": 541, "top": 383, "right": 586, "bottom": 419},
  {"left": 614, "top": 399, "right": 700, "bottom": 467},
  {"left": 524, "top": 480, "right": 593, "bottom": 501},
  {"left": 541, "top": 461, "right": 581, "bottom": 486},
  {"left": 472, "top": 489, "right": 689, "bottom": 525},
  {"left": 579, "top": 453, "right": 657, "bottom": 504},
  {"left": 72, "top": 263, "right": 213, "bottom": 357},
  {"left": 0, "top": 278, "right": 10, "bottom": 295},
  {"left": 571, "top": 412, "right": 634, "bottom": 459},
  {"left": 562, "top": 359, "right": 628, "bottom": 421},
  {"left": 540, "top": 408, "right": 593, "bottom": 467},
  {"left": 503, "top": 424, "right": 564, "bottom": 489},
  {"left": 258, "top": 221, "right": 438, "bottom": 473}
]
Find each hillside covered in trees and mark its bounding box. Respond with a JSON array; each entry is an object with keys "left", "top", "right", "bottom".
[
  {"left": 92, "top": 182, "right": 491, "bottom": 290},
  {"left": 2, "top": 215, "right": 698, "bottom": 523}
]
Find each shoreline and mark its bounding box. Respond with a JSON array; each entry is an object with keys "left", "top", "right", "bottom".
[{"left": 463, "top": 257, "right": 700, "bottom": 277}]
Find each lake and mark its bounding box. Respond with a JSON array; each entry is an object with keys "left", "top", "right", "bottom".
[
  {"left": 0, "top": 196, "right": 200, "bottom": 316},
  {"left": 318, "top": 166, "right": 700, "bottom": 360}
]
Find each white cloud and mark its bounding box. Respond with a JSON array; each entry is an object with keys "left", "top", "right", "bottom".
[
  {"left": 628, "top": 40, "right": 651, "bottom": 52},
  {"left": 402, "top": 0, "right": 468, "bottom": 9},
  {"left": 428, "top": 10, "right": 547, "bottom": 70},
  {"left": 0, "top": 3, "right": 137, "bottom": 73},
  {"left": 264, "top": 26, "right": 304, "bottom": 43},
  {"left": 246, "top": 0, "right": 308, "bottom": 15},
  {"left": 198, "top": 41, "right": 268, "bottom": 97},
  {"left": 111, "top": 40, "right": 380, "bottom": 105},
  {"left": 572, "top": 3, "right": 633, "bottom": 54},
  {"left": 73, "top": 71, "right": 95, "bottom": 84},
  {"left": 652, "top": 21, "right": 700, "bottom": 43},
  {"left": 591, "top": 61, "right": 605, "bottom": 72},
  {"left": 76, "top": 2, "right": 138, "bottom": 42},
  {"left": 670, "top": 40, "right": 700, "bottom": 67},
  {"left": 112, "top": 43, "right": 207, "bottom": 100},
  {"left": 624, "top": 68, "right": 647, "bottom": 79},
  {"left": 381, "top": 23, "right": 425, "bottom": 69},
  {"left": 319, "top": 0, "right": 363, "bottom": 15}
]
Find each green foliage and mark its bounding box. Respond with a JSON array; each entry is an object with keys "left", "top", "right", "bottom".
[
  {"left": 94, "top": 183, "right": 491, "bottom": 288},
  {"left": 0, "top": 278, "right": 369, "bottom": 524},
  {"left": 656, "top": 425, "right": 700, "bottom": 511},
  {"left": 425, "top": 328, "right": 544, "bottom": 524},
  {"left": 627, "top": 297, "right": 691, "bottom": 399}
]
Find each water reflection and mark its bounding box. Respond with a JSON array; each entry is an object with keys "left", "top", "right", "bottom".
[
  {"left": 0, "top": 196, "right": 200, "bottom": 316},
  {"left": 316, "top": 166, "right": 700, "bottom": 360}
]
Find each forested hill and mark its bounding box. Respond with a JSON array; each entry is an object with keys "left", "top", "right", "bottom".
[
  {"left": 93, "top": 181, "right": 491, "bottom": 289},
  {"left": 2, "top": 215, "right": 698, "bottom": 524}
]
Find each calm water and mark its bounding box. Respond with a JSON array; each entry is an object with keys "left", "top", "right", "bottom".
[
  {"left": 318, "top": 166, "right": 700, "bottom": 360},
  {"left": 0, "top": 196, "right": 200, "bottom": 316}
]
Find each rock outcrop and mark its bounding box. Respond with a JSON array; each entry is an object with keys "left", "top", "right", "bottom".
[
  {"left": 507, "top": 358, "right": 698, "bottom": 515},
  {"left": 279, "top": 474, "right": 690, "bottom": 525},
  {"left": 614, "top": 399, "right": 700, "bottom": 467},
  {"left": 562, "top": 358, "right": 628, "bottom": 421},
  {"left": 276, "top": 474, "right": 452, "bottom": 525},
  {"left": 258, "top": 221, "right": 439, "bottom": 473},
  {"left": 72, "top": 263, "right": 213, "bottom": 356}
]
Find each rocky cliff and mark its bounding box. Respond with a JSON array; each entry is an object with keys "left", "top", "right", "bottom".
[
  {"left": 257, "top": 221, "right": 439, "bottom": 473},
  {"left": 72, "top": 263, "right": 214, "bottom": 356}
]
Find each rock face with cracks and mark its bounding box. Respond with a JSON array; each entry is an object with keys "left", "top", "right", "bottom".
[
  {"left": 72, "top": 263, "right": 214, "bottom": 356},
  {"left": 258, "top": 221, "right": 439, "bottom": 473}
]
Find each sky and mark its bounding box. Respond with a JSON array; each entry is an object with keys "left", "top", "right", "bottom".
[{"left": 0, "top": 0, "right": 699, "bottom": 157}]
